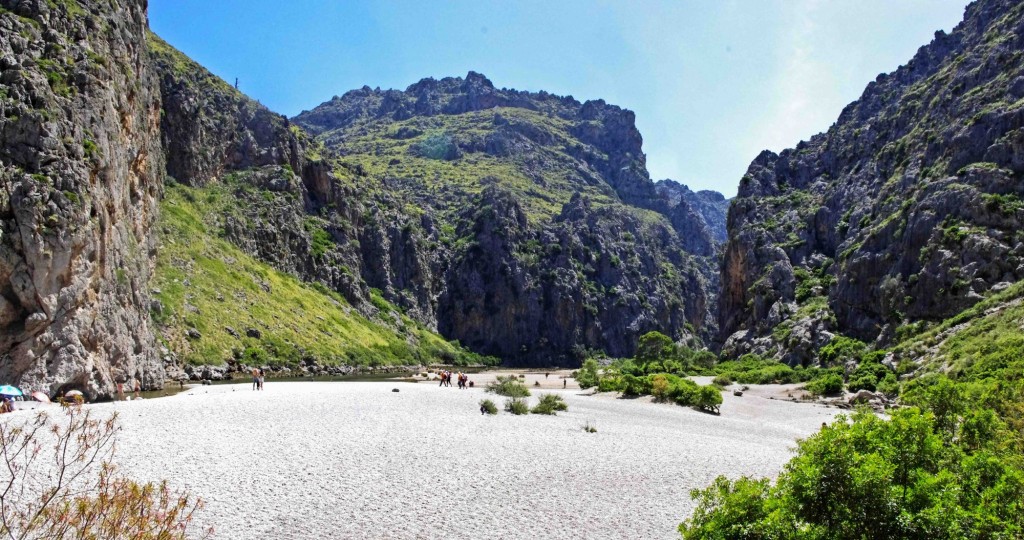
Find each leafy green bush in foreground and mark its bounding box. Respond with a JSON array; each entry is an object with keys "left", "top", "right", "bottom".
[{"left": 680, "top": 379, "right": 1024, "bottom": 539}]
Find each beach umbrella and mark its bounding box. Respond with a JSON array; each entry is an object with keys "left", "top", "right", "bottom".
[
  {"left": 30, "top": 391, "right": 50, "bottom": 403},
  {"left": 0, "top": 385, "right": 22, "bottom": 397}
]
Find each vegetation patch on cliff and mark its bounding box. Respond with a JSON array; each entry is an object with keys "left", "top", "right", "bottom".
[{"left": 151, "top": 183, "right": 491, "bottom": 368}]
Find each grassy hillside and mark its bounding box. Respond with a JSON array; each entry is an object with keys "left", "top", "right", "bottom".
[
  {"left": 323, "top": 107, "right": 646, "bottom": 222},
  {"left": 151, "top": 181, "right": 494, "bottom": 368}
]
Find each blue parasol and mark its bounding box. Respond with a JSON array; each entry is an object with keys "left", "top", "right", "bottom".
[{"left": 0, "top": 385, "right": 23, "bottom": 397}]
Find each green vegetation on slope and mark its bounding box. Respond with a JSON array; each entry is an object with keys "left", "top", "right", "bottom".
[
  {"left": 323, "top": 107, "right": 621, "bottom": 221},
  {"left": 151, "top": 182, "right": 494, "bottom": 368},
  {"left": 680, "top": 283, "right": 1024, "bottom": 538}
]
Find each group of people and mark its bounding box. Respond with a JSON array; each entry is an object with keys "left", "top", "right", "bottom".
[
  {"left": 115, "top": 379, "right": 143, "bottom": 400},
  {"left": 251, "top": 368, "right": 266, "bottom": 390},
  {"left": 437, "top": 370, "right": 472, "bottom": 389}
]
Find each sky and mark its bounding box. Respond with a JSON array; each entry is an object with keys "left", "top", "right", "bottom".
[{"left": 149, "top": 0, "right": 971, "bottom": 197}]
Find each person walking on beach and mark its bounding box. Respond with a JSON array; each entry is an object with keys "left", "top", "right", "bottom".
[
  {"left": 258, "top": 368, "right": 265, "bottom": 390},
  {"left": 252, "top": 368, "right": 260, "bottom": 391}
]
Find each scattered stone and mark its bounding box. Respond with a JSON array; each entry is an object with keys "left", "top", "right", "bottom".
[
  {"left": 246, "top": 327, "right": 262, "bottom": 338},
  {"left": 849, "top": 389, "right": 875, "bottom": 404}
]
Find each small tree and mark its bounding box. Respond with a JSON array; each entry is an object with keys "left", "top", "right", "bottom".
[
  {"left": 635, "top": 331, "right": 674, "bottom": 365},
  {"left": 0, "top": 404, "right": 210, "bottom": 539}
]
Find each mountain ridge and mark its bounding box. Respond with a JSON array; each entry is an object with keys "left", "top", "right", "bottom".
[{"left": 719, "top": 0, "right": 1024, "bottom": 365}]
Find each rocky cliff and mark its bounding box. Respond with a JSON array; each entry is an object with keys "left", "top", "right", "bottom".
[
  {"left": 293, "top": 74, "right": 721, "bottom": 364},
  {"left": 0, "top": 0, "right": 164, "bottom": 397},
  {"left": 720, "top": 0, "right": 1024, "bottom": 365}
]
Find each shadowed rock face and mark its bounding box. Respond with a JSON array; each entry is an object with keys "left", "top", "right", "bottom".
[
  {"left": 142, "top": 30, "right": 724, "bottom": 366},
  {"left": 290, "top": 73, "right": 722, "bottom": 365},
  {"left": 0, "top": 0, "right": 164, "bottom": 397},
  {"left": 719, "top": 0, "right": 1024, "bottom": 364}
]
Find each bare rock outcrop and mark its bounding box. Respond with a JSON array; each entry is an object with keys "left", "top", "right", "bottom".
[
  {"left": 720, "top": 0, "right": 1024, "bottom": 362},
  {"left": 0, "top": 0, "right": 164, "bottom": 397}
]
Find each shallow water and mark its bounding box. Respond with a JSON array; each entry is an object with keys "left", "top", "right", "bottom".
[{"left": 90, "top": 382, "right": 838, "bottom": 539}]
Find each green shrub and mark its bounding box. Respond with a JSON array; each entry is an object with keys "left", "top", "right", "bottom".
[
  {"left": 669, "top": 378, "right": 700, "bottom": 406},
  {"left": 597, "top": 376, "right": 623, "bottom": 393},
  {"left": 479, "top": 399, "right": 498, "bottom": 415},
  {"left": 714, "top": 355, "right": 800, "bottom": 384},
  {"left": 876, "top": 372, "right": 899, "bottom": 396},
  {"left": 620, "top": 373, "right": 651, "bottom": 396},
  {"left": 680, "top": 407, "right": 1024, "bottom": 539},
  {"left": 819, "top": 336, "right": 867, "bottom": 365},
  {"left": 712, "top": 374, "right": 732, "bottom": 387},
  {"left": 531, "top": 394, "right": 568, "bottom": 415},
  {"left": 504, "top": 397, "right": 529, "bottom": 415},
  {"left": 806, "top": 373, "right": 844, "bottom": 395},
  {"left": 487, "top": 375, "right": 531, "bottom": 398},
  {"left": 574, "top": 358, "right": 599, "bottom": 389},
  {"left": 651, "top": 374, "right": 672, "bottom": 401},
  {"left": 694, "top": 385, "right": 723, "bottom": 414}
]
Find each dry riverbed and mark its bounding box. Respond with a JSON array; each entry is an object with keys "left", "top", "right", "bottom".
[{"left": 65, "top": 380, "right": 837, "bottom": 539}]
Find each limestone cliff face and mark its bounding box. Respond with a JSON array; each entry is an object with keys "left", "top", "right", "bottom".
[
  {"left": 0, "top": 0, "right": 164, "bottom": 396},
  {"left": 720, "top": 0, "right": 1024, "bottom": 364},
  {"left": 292, "top": 73, "right": 720, "bottom": 364}
]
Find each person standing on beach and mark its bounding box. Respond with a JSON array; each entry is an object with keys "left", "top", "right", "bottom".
[
  {"left": 132, "top": 379, "right": 141, "bottom": 399},
  {"left": 252, "top": 368, "right": 260, "bottom": 391},
  {"left": 258, "top": 368, "right": 265, "bottom": 390}
]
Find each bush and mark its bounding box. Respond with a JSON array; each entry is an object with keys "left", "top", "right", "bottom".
[
  {"left": 575, "top": 358, "right": 599, "bottom": 389},
  {"left": 479, "top": 399, "right": 498, "bottom": 415},
  {"left": 819, "top": 335, "right": 867, "bottom": 366},
  {"left": 714, "top": 356, "right": 798, "bottom": 384},
  {"left": 487, "top": 375, "right": 531, "bottom": 398},
  {"left": 876, "top": 372, "right": 899, "bottom": 396},
  {"left": 597, "top": 376, "right": 623, "bottom": 393},
  {"left": 620, "top": 373, "right": 651, "bottom": 396},
  {"left": 531, "top": 394, "right": 568, "bottom": 415},
  {"left": 846, "top": 355, "right": 895, "bottom": 393},
  {"left": 712, "top": 374, "right": 732, "bottom": 387},
  {"left": 651, "top": 374, "right": 672, "bottom": 401},
  {"left": 694, "top": 385, "right": 723, "bottom": 414},
  {"left": 0, "top": 406, "right": 209, "bottom": 539},
  {"left": 806, "top": 373, "right": 844, "bottom": 395},
  {"left": 504, "top": 397, "right": 529, "bottom": 415},
  {"left": 847, "top": 374, "right": 877, "bottom": 392},
  {"left": 668, "top": 377, "right": 700, "bottom": 406},
  {"left": 680, "top": 407, "right": 1024, "bottom": 539}
]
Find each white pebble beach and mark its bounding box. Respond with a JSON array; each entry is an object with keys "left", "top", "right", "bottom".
[{"left": 72, "top": 380, "right": 838, "bottom": 539}]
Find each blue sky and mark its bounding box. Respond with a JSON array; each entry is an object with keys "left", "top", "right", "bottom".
[{"left": 150, "top": 1, "right": 970, "bottom": 196}]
